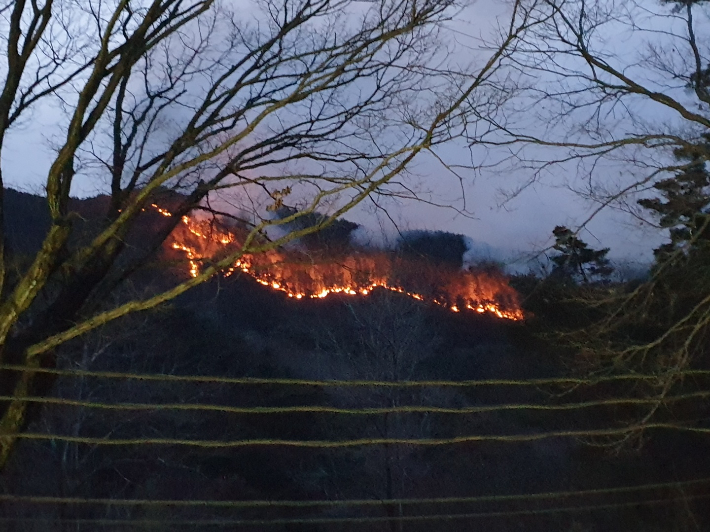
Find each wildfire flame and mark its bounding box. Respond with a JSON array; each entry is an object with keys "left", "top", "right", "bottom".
[{"left": 157, "top": 205, "right": 524, "bottom": 321}]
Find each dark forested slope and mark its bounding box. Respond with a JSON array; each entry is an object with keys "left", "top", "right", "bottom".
[{"left": 0, "top": 189, "right": 709, "bottom": 531}]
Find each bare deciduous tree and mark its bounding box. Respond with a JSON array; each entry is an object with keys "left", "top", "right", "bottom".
[
  {"left": 0, "top": 0, "right": 536, "bottom": 467},
  {"left": 312, "top": 293, "right": 459, "bottom": 531},
  {"left": 483, "top": 0, "right": 710, "bottom": 441}
]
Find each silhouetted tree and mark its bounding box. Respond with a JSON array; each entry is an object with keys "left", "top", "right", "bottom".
[
  {"left": 0, "top": 0, "right": 535, "bottom": 468},
  {"left": 638, "top": 139, "right": 710, "bottom": 263},
  {"left": 549, "top": 226, "right": 612, "bottom": 284},
  {"left": 273, "top": 206, "right": 360, "bottom": 254},
  {"left": 397, "top": 230, "right": 468, "bottom": 269},
  {"left": 493, "top": 0, "right": 710, "bottom": 429}
]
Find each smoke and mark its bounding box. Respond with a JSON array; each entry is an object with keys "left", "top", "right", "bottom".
[
  {"left": 263, "top": 220, "right": 305, "bottom": 251},
  {"left": 349, "top": 225, "right": 398, "bottom": 249},
  {"left": 460, "top": 236, "right": 496, "bottom": 267},
  {"left": 351, "top": 227, "right": 523, "bottom": 274},
  {"left": 198, "top": 196, "right": 527, "bottom": 276},
  {"left": 165, "top": 206, "right": 526, "bottom": 320},
  {"left": 462, "top": 236, "right": 547, "bottom": 275}
]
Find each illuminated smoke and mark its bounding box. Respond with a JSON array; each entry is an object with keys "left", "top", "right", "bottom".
[{"left": 158, "top": 205, "right": 524, "bottom": 321}]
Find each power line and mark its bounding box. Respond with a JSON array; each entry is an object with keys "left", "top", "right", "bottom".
[
  {"left": 1, "top": 391, "right": 708, "bottom": 415},
  {"left": 5, "top": 423, "right": 708, "bottom": 448},
  {"left": 1, "top": 364, "right": 708, "bottom": 387},
  {"left": 1, "top": 494, "right": 709, "bottom": 526},
  {"left": 1, "top": 477, "right": 708, "bottom": 508}
]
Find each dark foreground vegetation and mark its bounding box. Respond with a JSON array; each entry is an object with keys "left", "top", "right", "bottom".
[{"left": 0, "top": 189, "right": 709, "bottom": 531}]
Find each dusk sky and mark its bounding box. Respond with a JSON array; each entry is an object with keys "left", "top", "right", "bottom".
[
  {"left": 2, "top": 1, "right": 710, "bottom": 526},
  {"left": 2, "top": 112, "right": 662, "bottom": 268},
  {"left": 0, "top": 0, "right": 683, "bottom": 269}
]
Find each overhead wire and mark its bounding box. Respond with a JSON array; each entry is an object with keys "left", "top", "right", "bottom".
[
  {"left": 1, "top": 390, "right": 708, "bottom": 415},
  {"left": 1, "top": 477, "right": 709, "bottom": 508},
  {"left": 1, "top": 493, "right": 709, "bottom": 526},
  {"left": 1, "top": 364, "right": 709, "bottom": 387},
  {"left": 1, "top": 344, "right": 708, "bottom": 524},
  {"left": 4, "top": 423, "right": 709, "bottom": 448}
]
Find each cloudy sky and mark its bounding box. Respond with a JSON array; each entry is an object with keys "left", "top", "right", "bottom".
[
  {"left": 2, "top": 108, "right": 659, "bottom": 266},
  {"left": 3, "top": 0, "right": 692, "bottom": 269}
]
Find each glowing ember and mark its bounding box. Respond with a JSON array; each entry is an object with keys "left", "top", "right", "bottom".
[
  {"left": 151, "top": 204, "right": 172, "bottom": 217},
  {"left": 154, "top": 204, "right": 524, "bottom": 320}
]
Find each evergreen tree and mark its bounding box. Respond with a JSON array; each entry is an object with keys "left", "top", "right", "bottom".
[
  {"left": 549, "top": 226, "right": 613, "bottom": 284},
  {"left": 637, "top": 139, "right": 710, "bottom": 262},
  {"left": 397, "top": 230, "right": 468, "bottom": 269}
]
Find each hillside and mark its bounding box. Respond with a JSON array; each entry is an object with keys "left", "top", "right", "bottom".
[{"left": 0, "top": 189, "right": 709, "bottom": 531}]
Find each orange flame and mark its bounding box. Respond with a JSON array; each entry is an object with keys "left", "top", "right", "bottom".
[{"left": 156, "top": 205, "right": 524, "bottom": 321}]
